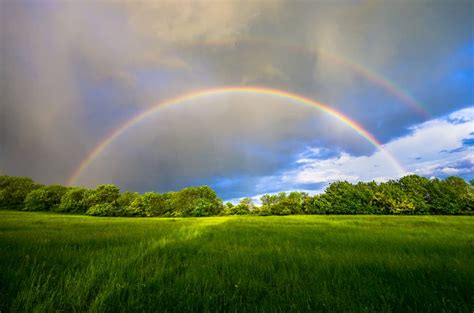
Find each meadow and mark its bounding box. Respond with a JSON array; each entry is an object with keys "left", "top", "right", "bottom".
[{"left": 0, "top": 211, "right": 473, "bottom": 312}]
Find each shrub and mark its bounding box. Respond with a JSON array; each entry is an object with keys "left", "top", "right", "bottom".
[
  {"left": 83, "top": 184, "right": 120, "bottom": 208},
  {"left": 24, "top": 185, "right": 68, "bottom": 211},
  {"left": 224, "top": 198, "right": 252, "bottom": 215},
  {"left": 0, "top": 176, "right": 41, "bottom": 210},
  {"left": 116, "top": 191, "right": 141, "bottom": 216},
  {"left": 254, "top": 205, "right": 272, "bottom": 216},
  {"left": 58, "top": 187, "right": 88, "bottom": 213},
  {"left": 172, "top": 186, "right": 223, "bottom": 217},
  {"left": 427, "top": 177, "right": 472, "bottom": 214},
  {"left": 86, "top": 203, "right": 115, "bottom": 216}
]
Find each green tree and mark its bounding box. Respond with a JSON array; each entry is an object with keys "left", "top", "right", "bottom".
[
  {"left": 259, "top": 194, "right": 278, "bottom": 215},
  {"left": 371, "top": 181, "right": 415, "bottom": 214},
  {"left": 58, "top": 187, "right": 88, "bottom": 213},
  {"left": 225, "top": 198, "right": 253, "bottom": 215},
  {"left": 24, "top": 184, "right": 69, "bottom": 211},
  {"left": 254, "top": 204, "right": 272, "bottom": 216},
  {"left": 286, "top": 192, "right": 304, "bottom": 214},
  {"left": 427, "top": 176, "right": 472, "bottom": 214},
  {"left": 128, "top": 192, "right": 168, "bottom": 217},
  {"left": 83, "top": 184, "right": 120, "bottom": 209},
  {"left": 0, "top": 176, "right": 41, "bottom": 210},
  {"left": 304, "top": 194, "right": 331, "bottom": 214},
  {"left": 86, "top": 203, "right": 116, "bottom": 217},
  {"left": 318, "top": 182, "right": 363, "bottom": 214},
  {"left": 172, "top": 186, "right": 223, "bottom": 217},
  {"left": 116, "top": 191, "right": 142, "bottom": 216},
  {"left": 398, "top": 175, "right": 430, "bottom": 213}
]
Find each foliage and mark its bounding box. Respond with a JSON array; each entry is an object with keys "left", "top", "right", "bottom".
[
  {"left": 398, "top": 175, "right": 430, "bottom": 213},
  {"left": 116, "top": 191, "right": 142, "bottom": 217},
  {"left": 24, "top": 184, "right": 68, "bottom": 211},
  {"left": 83, "top": 184, "right": 120, "bottom": 208},
  {"left": 171, "top": 186, "right": 223, "bottom": 217},
  {"left": 0, "top": 176, "right": 41, "bottom": 209},
  {"left": 57, "top": 187, "right": 88, "bottom": 213},
  {"left": 0, "top": 174, "right": 472, "bottom": 216},
  {"left": 260, "top": 193, "right": 293, "bottom": 215},
  {"left": 85, "top": 203, "right": 117, "bottom": 217},
  {"left": 224, "top": 197, "right": 253, "bottom": 215},
  {"left": 427, "top": 177, "right": 473, "bottom": 214}
]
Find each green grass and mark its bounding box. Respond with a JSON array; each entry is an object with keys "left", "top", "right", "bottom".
[{"left": 0, "top": 211, "right": 473, "bottom": 312}]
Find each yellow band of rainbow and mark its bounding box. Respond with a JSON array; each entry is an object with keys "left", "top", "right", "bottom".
[{"left": 67, "top": 86, "right": 405, "bottom": 186}]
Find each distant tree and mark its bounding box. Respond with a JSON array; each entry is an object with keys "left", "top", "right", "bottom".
[
  {"left": 3, "top": 174, "right": 473, "bottom": 217},
  {"left": 259, "top": 194, "right": 277, "bottom": 215},
  {"left": 116, "top": 191, "right": 142, "bottom": 217},
  {"left": 398, "top": 175, "right": 430, "bottom": 213},
  {"left": 85, "top": 203, "right": 116, "bottom": 217},
  {"left": 254, "top": 204, "right": 272, "bottom": 216},
  {"left": 265, "top": 193, "right": 289, "bottom": 215},
  {"left": 83, "top": 184, "right": 120, "bottom": 208},
  {"left": 222, "top": 202, "right": 234, "bottom": 215},
  {"left": 371, "top": 181, "right": 415, "bottom": 214},
  {"left": 128, "top": 192, "right": 168, "bottom": 217},
  {"left": 308, "top": 194, "right": 332, "bottom": 214},
  {"left": 57, "top": 187, "right": 88, "bottom": 213},
  {"left": 318, "top": 182, "right": 362, "bottom": 214},
  {"left": 172, "top": 186, "right": 223, "bottom": 217},
  {"left": 260, "top": 194, "right": 279, "bottom": 207},
  {"left": 24, "top": 184, "right": 69, "bottom": 211},
  {"left": 286, "top": 192, "right": 304, "bottom": 214},
  {"left": 427, "top": 176, "right": 472, "bottom": 214},
  {"left": 225, "top": 198, "right": 252, "bottom": 215},
  {"left": 0, "top": 176, "right": 41, "bottom": 210},
  {"left": 264, "top": 192, "right": 304, "bottom": 215}
]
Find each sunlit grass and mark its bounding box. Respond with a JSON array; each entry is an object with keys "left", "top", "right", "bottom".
[{"left": 0, "top": 211, "right": 472, "bottom": 312}]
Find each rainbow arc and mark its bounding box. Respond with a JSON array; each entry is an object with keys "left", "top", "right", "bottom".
[{"left": 67, "top": 87, "right": 405, "bottom": 186}]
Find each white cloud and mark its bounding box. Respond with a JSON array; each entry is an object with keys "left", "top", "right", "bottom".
[
  {"left": 274, "top": 107, "right": 474, "bottom": 186},
  {"left": 291, "top": 154, "right": 359, "bottom": 183},
  {"left": 414, "top": 154, "right": 473, "bottom": 177}
]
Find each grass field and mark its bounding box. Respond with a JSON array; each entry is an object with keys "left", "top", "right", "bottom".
[{"left": 0, "top": 211, "right": 473, "bottom": 312}]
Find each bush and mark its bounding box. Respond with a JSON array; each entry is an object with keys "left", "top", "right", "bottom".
[
  {"left": 2, "top": 174, "right": 473, "bottom": 217},
  {"left": 58, "top": 187, "right": 88, "bottom": 213},
  {"left": 0, "top": 176, "right": 41, "bottom": 210},
  {"left": 254, "top": 205, "right": 272, "bottom": 216},
  {"left": 427, "top": 177, "right": 472, "bottom": 214},
  {"left": 372, "top": 181, "right": 416, "bottom": 215},
  {"left": 86, "top": 203, "right": 116, "bottom": 216},
  {"left": 116, "top": 191, "right": 142, "bottom": 216},
  {"left": 83, "top": 184, "right": 120, "bottom": 208},
  {"left": 24, "top": 185, "right": 68, "bottom": 211},
  {"left": 172, "top": 186, "right": 223, "bottom": 217},
  {"left": 224, "top": 198, "right": 252, "bottom": 215},
  {"left": 399, "top": 175, "right": 430, "bottom": 213}
]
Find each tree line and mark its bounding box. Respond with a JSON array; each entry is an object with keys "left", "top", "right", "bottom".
[{"left": 0, "top": 175, "right": 472, "bottom": 217}]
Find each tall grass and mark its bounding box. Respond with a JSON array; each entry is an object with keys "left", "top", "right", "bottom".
[{"left": 0, "top": 211, "right": 472, "bottom": 312}]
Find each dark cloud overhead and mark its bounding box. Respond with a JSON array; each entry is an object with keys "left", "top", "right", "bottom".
[{"left": 1, "top": 0, "right": 473, "bottom": 200}]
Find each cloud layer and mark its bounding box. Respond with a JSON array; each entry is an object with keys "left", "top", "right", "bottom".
[{"left": 1, "top": 1, "right": 472, "bottom": 200}]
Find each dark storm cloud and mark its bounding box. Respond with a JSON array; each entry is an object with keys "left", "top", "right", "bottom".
[
  {"left": 74, "top": 95, "right": 372, "bottom": 193},
  {"left": 1, "top": 0, "right": 472, "bottom": 199}
]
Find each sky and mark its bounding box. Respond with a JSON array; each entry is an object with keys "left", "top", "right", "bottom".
[{"left": 1, "top": 0, "right": 473, "bottom": 202}]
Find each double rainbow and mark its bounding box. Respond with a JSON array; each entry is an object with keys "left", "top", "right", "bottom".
[
  {"left": 178, "top": 38, "right": 431, "bottom": 119},
  {"left": 67, "top": 87, "right": 405, "bottom": 186}
]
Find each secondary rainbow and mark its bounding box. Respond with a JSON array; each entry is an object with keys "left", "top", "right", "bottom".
[
  {"left": 67, "top": 87, "right": 405, "bottom": 185},
  {"left": 180, "top": 38, "right": 431, "bottom": 119}
]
